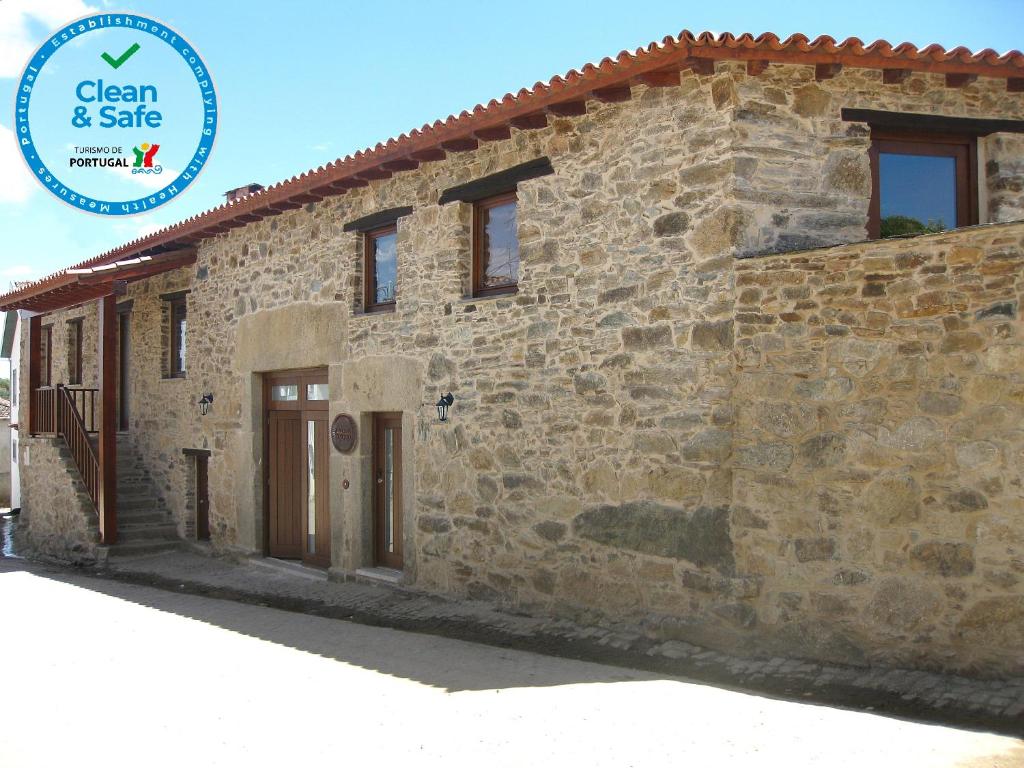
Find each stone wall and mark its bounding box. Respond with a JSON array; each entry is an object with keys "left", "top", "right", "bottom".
[
  {"left": 15, "top": 61, "right": 1024, "bottom": 673},
  {"left": 15, "top": 434, "right": 99, "bottom": 563},
  {"left": 732, "top": 223, "right": 1024, "bottom": 673}
]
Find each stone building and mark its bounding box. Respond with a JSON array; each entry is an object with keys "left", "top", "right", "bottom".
[{"left": 3, "top": 31, "right": 1023, "bottom": 676}]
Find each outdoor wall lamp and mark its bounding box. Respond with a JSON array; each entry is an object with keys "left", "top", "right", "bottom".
[
  {"left": 198, "top": 393, "right": 214, "bottom": 416},
  {"left": 436, "top": 392, "right": 454, "bottom": 422}
]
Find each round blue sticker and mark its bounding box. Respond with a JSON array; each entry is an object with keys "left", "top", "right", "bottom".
[{"left": 13, "top": 13, "right": 218, "bottom": 216}]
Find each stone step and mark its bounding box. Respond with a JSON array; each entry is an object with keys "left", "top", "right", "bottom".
[
  {"left": 118, "top": 496, "right": 167, "bottom": 511},
  {"left": 117, "top": 523, "right": 179, "bottom": 543},
  {"left": 117, "top": 514, "right": 167, "bottom": 528},
  {"left": 104, "top": 539, "right": 183, "bottom": 558}
]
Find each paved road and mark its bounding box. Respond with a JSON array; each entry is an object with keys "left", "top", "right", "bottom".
[{"left": 1, "top": 557, "right": 1021, "bottom": 767}]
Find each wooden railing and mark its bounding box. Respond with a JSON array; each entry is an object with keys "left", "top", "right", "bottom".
[
  {"left": 57, "top": 386, "right": 100, "bottom": 507},
  {"left": 66, "top": 387, "right": 99, "bottom": 433},
  {"left": 33, "top": 386, "right": 57, "bottom": 435},
  {"left": 32, "top": 385, "right": 100, "bottom": 507}
]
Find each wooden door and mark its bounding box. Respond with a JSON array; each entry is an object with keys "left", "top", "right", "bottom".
[
  {"left": 196, "top": 454, "right": 210, "bottom": 541},
  {"left": 265, "top": 369, "right": 331, "bottom": 566},
  {"left": 373, "top": 413, "right": 403, "bottom": 570},
  {"left": 117, "top": 311, "right": 130, "bottom": 431},
  {"left": 268, "top": 410, "right": 303, "bottom": 558}
]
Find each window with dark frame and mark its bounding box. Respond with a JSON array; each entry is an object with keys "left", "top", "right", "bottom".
[
  {"left": 869, "top": 130, "right": 977, "bottom": 240},
  {"left": 169, "top": 297, "right": 187, "bottom": 377},
  {"left": 473, "top": 191, "right": 519, "bottom": 297},
  {"left": 364, "top": 224, "right": 398, "bottom": 312},
  {"left": 67, "top": 319, "right": 83, "bottom": 385},
  {"left": 40, "top": 325, "right": 52, "bottom": 387}
]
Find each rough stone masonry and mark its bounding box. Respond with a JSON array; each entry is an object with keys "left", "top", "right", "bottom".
[{"left": 15, "top": 60, "right": 1024, "bottom": 676}]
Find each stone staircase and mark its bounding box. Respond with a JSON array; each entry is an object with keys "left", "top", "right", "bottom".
[{"left": 100, "top": 434, "right": 183, "bottom": 558}]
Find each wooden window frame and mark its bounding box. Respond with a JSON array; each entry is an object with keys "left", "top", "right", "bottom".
[
  {"left": 67, "top": 319, "right": 83, "bottom": 386},
  {"left": 472, "top": 190, "right": 519, "bottom": 298},
  {"left": 169, "top": 296, "right": 187, "bottom": 378},
  {"left": 363, "top": 224, "right": 398, "bottom": 313},
  {"left": 40, "top": 324, "right": 53, "bottom": 387},
  {"left": 868, "top": 130, "right": 978, "bottom": 240}
]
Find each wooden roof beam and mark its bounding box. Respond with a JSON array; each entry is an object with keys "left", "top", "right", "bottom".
[
  {"left": 546, "top": 100, "right": 587, "bottom": 116},
  {"left": 816, "top": 63, "right": 843, "bottom": 81},
  {"left": 637, "top": 69, "right": 679, "bottom": 88},
  {"left": 509, "top": 113, "right": 547, "bottom": 130},
  {"left": 947, "top": 72, "right": 978, "bottom": 88},
  {"left": 591, "top": 85, "right": 632, "bottom": 102},
  {"left": 381, "top": 158, "right": 420, "bottom": 171},
  {"left": 1008, "top": 78, "right": 1024, "bottom": 92},
  {"left": 354, "top": 167, "right": 392, "bottom": 181},
  {"left": 440, "top": 137, "right": 479, "bottom": 152},
  {"left": 474, "top": 126, "right": 512, "bottom": 141},
  {"left": 410, "top": 148, "right": 447, "bottom": 162}
]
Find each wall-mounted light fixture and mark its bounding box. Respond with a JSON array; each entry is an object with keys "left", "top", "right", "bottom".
[
  {"left": 198, "top": 393, "right": 214, "bottom": 416},
  {"left": 436, "top": 392, "right": 454, "bottom": 422}
]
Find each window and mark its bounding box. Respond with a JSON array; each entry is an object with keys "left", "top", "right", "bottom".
[
  {"left": 67, "top": 319, "right": 83, "bottom": 385},
  {"left": 169, "top": 296, "right": 187, "bottom": 377},
  {"left": 473, "top": 191, "right": 519, "bottom": 296},
  {"left": 869, "top": 131, "right": 977, "bottom": 239},
  {"left": 364, "top": 225, "right": 397, "bottom": 312},
  {"left": 40, "top": 325, "right": 52, "bottom": 387}
]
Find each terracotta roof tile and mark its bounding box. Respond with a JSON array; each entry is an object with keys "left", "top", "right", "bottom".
[{"left": 2, "top": 29, "right": 1022, "bottom": 310}]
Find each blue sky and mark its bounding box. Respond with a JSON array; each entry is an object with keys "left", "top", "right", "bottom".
[{"left": 0, "top": 0, "right": 1022, "bottom": 292}]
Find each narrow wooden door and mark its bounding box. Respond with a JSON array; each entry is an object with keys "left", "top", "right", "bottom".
[
  {"left": 373, "top": 413, "right": 403, "bottom": 569},
  {"left": 268, "top": 410, "right": 303, "bottom": 559},
  {"left": 265, "top": 369, "right": 331, "bottom": 566},
  {"left": 196, "top": 454, "right": 210, "bottom": 541}
]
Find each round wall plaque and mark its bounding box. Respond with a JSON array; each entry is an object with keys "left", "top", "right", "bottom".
[{"left": 331, "top": 414, "right": 358, "bottom": 453}]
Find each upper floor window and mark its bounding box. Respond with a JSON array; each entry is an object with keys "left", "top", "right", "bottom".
[
  {"left": 40, "top": 325, "right": 52, "bottom": 387},
  {"left": 67, "top": 319, "right": 83, "bottom": 385},
  {"left": 869, "top": 131, "right": 977, "bottom": 239},
  {"left": 169, "top": 296, "right": 187, "bottom": 377},
  {"left": 364, "top": 225, "right": 397, "bottom": 312},
  {"left": 473, "top": 191, "right": 519, "bottom": 296}
]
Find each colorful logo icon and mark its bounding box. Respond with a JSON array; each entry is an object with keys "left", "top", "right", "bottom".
[{"left": 131, "top": 142, "right": 161, "bottom": 173}]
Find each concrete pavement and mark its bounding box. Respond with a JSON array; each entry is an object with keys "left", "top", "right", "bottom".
[{"left": 0, "top": 555, "right": 1022, "bottom": 767}]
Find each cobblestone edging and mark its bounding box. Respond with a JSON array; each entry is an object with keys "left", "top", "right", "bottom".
[{"left": 79, "top": 550, "right": 1023, "bottom": 736}]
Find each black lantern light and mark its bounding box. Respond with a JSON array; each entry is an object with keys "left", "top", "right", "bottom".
[
  {"left": 198, "top": 393, "right": 214, "bottom": 416},
  {"left": 436, "top": 392, "right": 454, "bottom": 422}
]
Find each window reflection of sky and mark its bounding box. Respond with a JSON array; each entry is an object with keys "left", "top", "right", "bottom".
[
  {"left": 880, "top": 153, "right": 956, "bottom": 230},
  {"left": 484, "top": 201, "right": 518, "bottom": 286},
  {"left": 373, "top": 232, "right": 397, "bottom": 303}
]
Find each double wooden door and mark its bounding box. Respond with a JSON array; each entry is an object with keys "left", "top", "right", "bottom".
[{"left": 265, "top": 369, "right": 330, "bottom": 567}]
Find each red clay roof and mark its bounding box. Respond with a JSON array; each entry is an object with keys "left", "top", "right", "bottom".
[{"left": 3, "top": 29, "right": 1023, "bottom": 311}]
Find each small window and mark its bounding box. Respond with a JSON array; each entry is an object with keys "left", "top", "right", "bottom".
[
  {"left": 271, "top": 384, "right": 299, "bottom": 401},
  {"left": 364, "top": 225, "right": 397, "bottom": 312},
  {"left": 306, "top": 383, "right": 329, "bottom": 401},
  {"left": 870, "top": 132, "right": 977, "bottom": 239},
  {"left": 67, "top": 319, "right": 83, "bottom": 385},
  {"left": 169, "top": 297, "right": 187, "bottom": 377},
  {"left": 40, "top": 325, "right": 52, "bottom": 387},
  {"left": 473, "top": 191, "right": 519, "bottom": 296}
]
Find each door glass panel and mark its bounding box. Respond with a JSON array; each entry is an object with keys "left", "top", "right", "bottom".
[
  {"left": 271, "top": 384, "right": 298, "bottom": 401},
  {"left": 385, "top": 427, "right": 394, "bottom": 553},
  {"left": 879, "top": 152, "right": 957, "bottom": 237},
  {"left": 307, "top": 420, "right": 316, "bottom": 554},
  {"left": 306, "top": 383, "right": 328, "bottom": 401}
]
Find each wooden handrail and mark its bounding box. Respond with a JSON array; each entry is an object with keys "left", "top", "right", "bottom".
[
  {"left": 56, "top": 385, "right": 99, "bottom": 508},
  {"left": 64, "top": 387, "right": 99, "bottom": 434}
]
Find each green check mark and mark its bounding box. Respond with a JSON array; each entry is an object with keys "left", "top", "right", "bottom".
[{"left": 101, "top": 43, "right": 140, "bottom": 69}]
